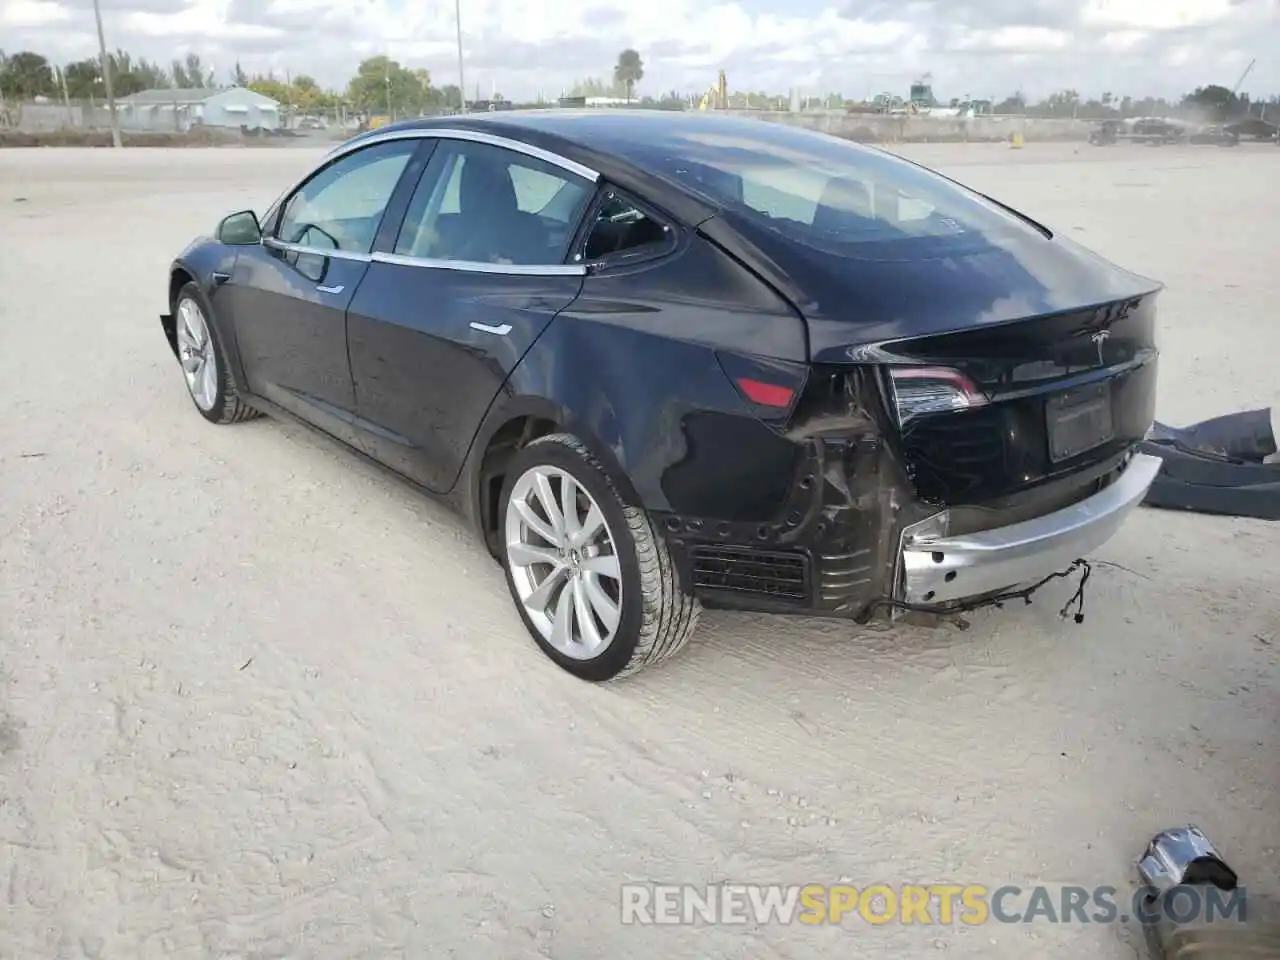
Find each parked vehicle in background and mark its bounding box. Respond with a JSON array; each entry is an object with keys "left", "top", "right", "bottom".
[
  {"left": 1223, "top": 117, "right": 1279, "bottom": 142},
  {"left": 1089, "top": 120, "right": 1122, "bottom": 145},
  {"left": 158, "top": 111, "right": 1162, "bottom": 681},
  {"left": 1132, "top": 118, "right": 1187, "bottom": 144},
  {"left": 1089, "top": 118, "right": 1189, "bottom": 146},
  {"left": 1188, "top": 125, "right": 1240, "bottom": 146}
]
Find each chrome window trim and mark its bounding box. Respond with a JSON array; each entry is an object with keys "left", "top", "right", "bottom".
[
  {"left": 337, "top": 128, "right": 600, "bottom": 184},
  {"left": 262, "top": 126, "right": 600, "bottom": 226},
  {"left": 260, "top": 239, "right": 587, "bottom": 277},
  {"left": 262, "top": 236, "right": 373, "bottom": 263},
  {"left": 371, "top": 250, "right": 586, "bottom": 277}
]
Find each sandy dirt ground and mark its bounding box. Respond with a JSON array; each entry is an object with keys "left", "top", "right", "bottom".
[{"left": 1, "top": 140, "right": 1277, "bottom": 960}]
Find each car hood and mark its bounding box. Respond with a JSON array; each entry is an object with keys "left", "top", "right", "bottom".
[{"left": 697, "top": 210, "right": 1162, "bottom": 363}]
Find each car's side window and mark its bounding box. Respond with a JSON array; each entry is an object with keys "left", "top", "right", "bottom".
[
  {"left": 276, "top": 139, "right": 417, "bottom": 255},
  {"left": 393, "top": 140, "right": 593, "bottom": 266},
  {"left": 581, "top": 190, "right": 675, "bottom": 263}
]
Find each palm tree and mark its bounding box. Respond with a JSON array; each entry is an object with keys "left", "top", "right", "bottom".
[{"left": 613, "top": 49, "right": 643, "bottom": 103}]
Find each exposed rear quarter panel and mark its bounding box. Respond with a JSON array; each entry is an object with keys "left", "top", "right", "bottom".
[{"left": 478, "top": 234, "right": 808, "bottom": 519}]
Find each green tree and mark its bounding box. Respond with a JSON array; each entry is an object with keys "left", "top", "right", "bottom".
[
  {"left": 233, "top": 61, "right": 249, "bottom": 86},
  {"left": 613, "top": 48, "right": 644, "bottom": 102},
  {"left": 112, "top": 52, "right": 169, "bottom": 94},
  {"left": 171, "top": 52, "right": 211, "bottom": 89},
  {"left": 291, "top": 74, "right": 323, "bottom": 111},
  {"left": 0, "top": 50, "right": 54, "bottom": 99},
  {"left": 248, "top": 77, "right": 293, "bottom": 104},
  {"left": 994, "top": 92, "right": 1026, "bottom": 114},
  {"left": 426, "top": 83, "right": 462, "bottom": 111},
  {"left": 62, "top": 58, "right": 102, "bottom": 98},
  {"left": 346, "top": 55, "right": 425, "bottom": 118},
  {"left": 1182, "top": 84, "right": 1240, "bottom": 120},
  {"left": 568, "top": 76, "right": 613, "bottom": 98},
  {"left": 1045, "top": 88, "right": 1080, "bottom": 116}
]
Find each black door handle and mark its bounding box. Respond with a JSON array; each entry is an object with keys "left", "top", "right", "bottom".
[{"left": 212, "top": 271, "right": 231, "bottom": 286}]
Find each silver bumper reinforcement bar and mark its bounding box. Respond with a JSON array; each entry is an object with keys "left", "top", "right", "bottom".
[{"left": 899, "top": 452, "right": 1163, "bottom": 606}]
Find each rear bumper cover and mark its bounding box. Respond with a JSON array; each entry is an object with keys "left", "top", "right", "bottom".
[{"left": 898, "top": 452, "right": 1161, "bottom": 605}]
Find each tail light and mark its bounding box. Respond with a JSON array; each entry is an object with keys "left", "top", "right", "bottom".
[
  {"left": 717, "top": 351, "right": 808, "bottom": 421},
  {"left": 888, "top": 366, "right": 987, "bottom": 426}
]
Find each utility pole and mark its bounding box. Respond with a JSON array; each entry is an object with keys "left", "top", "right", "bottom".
[
  {"left": 92, "top": 0, "right": 123, "bottom": 147},
  {"left": 454, "top": 0, "right": 467, "bottom": 114},
  {"left": 57, "top": 65, "right": 74, "bottom": 128},
  {"left": 384, "top": 57, "right": 392, "bottom": 121}
]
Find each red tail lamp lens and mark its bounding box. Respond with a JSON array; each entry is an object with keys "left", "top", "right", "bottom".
[{"left": 736, "top": 378, "right": 795, "bottom": 408}]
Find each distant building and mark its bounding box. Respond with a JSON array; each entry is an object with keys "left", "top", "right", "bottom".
[{"left": 117, "top": 86, "right": 281, "bottom": 133}]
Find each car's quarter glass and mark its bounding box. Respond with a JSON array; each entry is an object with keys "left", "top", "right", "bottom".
[
  {"left": 578, "top": 190, "right": 677, "bottom": 265},
  {"left": 221, "top": 139, "right": 420, "bottom": 435},
  {"left": 346, "top": 134, "right": 597, "bottom": 492}
]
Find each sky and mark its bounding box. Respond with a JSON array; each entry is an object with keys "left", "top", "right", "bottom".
[{"left": 1, "top": 0, "right": 1276, "bottom": 103}]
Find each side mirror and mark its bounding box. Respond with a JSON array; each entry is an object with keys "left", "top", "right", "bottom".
[{"left": 216, "top": 210, "right": 262, "bottom": 245}]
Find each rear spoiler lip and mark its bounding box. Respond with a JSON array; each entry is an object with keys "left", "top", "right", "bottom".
[{"left": 811, "top": 288, "right": 1164, "bottom": 366}]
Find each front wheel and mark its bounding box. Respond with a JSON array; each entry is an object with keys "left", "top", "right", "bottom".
[
  {"left": 173, "top": 282, "right": 261, "bottom": 425},
  {"left": 498, "top": 433, "right": 700, "bottom": 681}
]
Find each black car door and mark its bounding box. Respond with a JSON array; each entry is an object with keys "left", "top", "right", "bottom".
[
  {"left": 346, "top": 135, "right": 597, "bottom": 492},
  {"left": 220, "top": 138, "right": 423, "bottom": 438}
]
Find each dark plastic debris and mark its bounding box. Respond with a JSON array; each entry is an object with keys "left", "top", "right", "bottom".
[{"left": 1140, "top": 408, "right": 1280, "bottom": 520}]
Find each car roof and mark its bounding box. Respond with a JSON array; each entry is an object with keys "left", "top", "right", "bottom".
[
  {"left": 410, "top": 107, "right": 793, "bottom": 141},
  {"left": 346, "top": 110, "right": 883, "bottom": 226}
]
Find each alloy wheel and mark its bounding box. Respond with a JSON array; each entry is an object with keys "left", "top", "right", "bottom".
[
  {"left": 505, "top": 465, "right": 623, "bottom": 659},
  {"left": 175, "top": 297, "right": 218, "bottom": 412}
]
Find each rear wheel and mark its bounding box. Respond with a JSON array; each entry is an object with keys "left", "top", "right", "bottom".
[
  {"left": 498, "top": 433, "right": 700, "bottom": 681},
  {"left": 174, "top": 282, "right": 261, "bottom": 425}
]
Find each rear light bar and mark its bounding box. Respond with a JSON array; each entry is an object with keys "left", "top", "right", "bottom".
[{"left": 888, "top": 366, "right": 988, "bottom": 426}]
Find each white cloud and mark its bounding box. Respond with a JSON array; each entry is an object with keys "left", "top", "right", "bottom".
[
  {"left": 1, "top": 0, "right": 1276, "bottom": 101},
  {"left": 1, "top": 0, "right": 70, "bottom": 27},
  {"left": 952, "top": 26, "right": 1072, "bottom": 51},
  {"left": 1080, "top": 0, "right": 1233, "bottom": 31}
]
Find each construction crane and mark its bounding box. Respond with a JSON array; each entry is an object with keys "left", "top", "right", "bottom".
[{"left": 1230, "top": 58, "right": 1256, "bottom": 99}]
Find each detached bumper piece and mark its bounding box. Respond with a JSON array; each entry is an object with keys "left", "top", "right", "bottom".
[
  {"left": 1141, "top": 407, "right": 1280, "bottom": 521},
  {"left": 1136, "top": 825, "right": 1280, "bottom": 960},
  {"left": 899, "top": 452, "right": 1162, "bottom": 606}
]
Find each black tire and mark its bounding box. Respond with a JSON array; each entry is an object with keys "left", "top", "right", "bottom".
[
  {"left": 173, "top": 281, "right": 261, "bottom": 425},
  {"left": 497, "top": 432, "right": 700, "bottom": 681}
]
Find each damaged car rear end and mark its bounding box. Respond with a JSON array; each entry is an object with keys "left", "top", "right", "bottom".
[{"left": 641, "top": 126, "right": 1162, "bottom": 622}]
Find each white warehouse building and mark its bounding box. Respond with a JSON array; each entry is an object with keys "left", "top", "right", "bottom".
[{"left": 117, "top": 87, "right": 281, "bottom": 133}]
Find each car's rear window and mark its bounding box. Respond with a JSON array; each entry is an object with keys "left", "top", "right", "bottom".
[{"left": 626, "top": 127, "right": 1049, "bottom": 256}]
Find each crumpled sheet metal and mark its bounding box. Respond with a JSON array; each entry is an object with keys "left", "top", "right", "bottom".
[{"left": 1135, "top": 825, "right": 1280, "bottom": 960}]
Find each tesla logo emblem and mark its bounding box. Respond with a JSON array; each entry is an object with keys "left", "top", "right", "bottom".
[{"left": 1090, "top": 329, "right": 1110, "bottom": 364}]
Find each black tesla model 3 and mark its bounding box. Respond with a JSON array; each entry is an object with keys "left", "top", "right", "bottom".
[{"left": 160, "top": 110, "right": 1162, "bottom": 681}]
